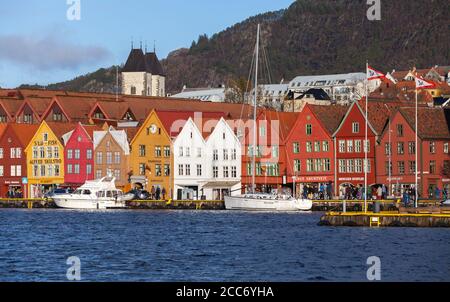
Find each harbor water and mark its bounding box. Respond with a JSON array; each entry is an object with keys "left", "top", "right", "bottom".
[{"left": 0, "top": 209, "right": 449, "bottom": 281}]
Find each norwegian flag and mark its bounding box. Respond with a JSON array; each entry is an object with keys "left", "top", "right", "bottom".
[
  {"left": 367, "top": 66, "right": 385, "bottom": 80},
  {"left": 415, "top": 76, "right": 435, "bottom": 89}
]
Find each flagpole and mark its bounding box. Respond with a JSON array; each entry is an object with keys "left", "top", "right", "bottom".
[
  {"left": 365, "top": 61, "right": 369, "bottom": 213},
  {"left": 415, "top": 86, "right": 418, "bottom": 208}
]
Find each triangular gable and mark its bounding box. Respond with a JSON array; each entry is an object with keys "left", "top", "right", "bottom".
[
  {"left": 41, "top": 97, "right": 71, "bottom": 122},
  {"left": 0, "top": 101, "right": 12, "bottom": 121},
  {"left": 130, "top": 110, "right": 171, "bottom": 145},
  {"left": 24, "top": 120, "right": 62, "bottom": 152},
  {"left": 88, "top": 102, "right": 110, "bottom": 120},
  {"left": 205, "top": 117, "right": 241, "bottom": 146},
  {"left": 15, "top": 100, "right": 40, "bottom": 122},
  {"left": 172, "top": 117, "right": 206, "bottom": 145},
  {"left": 332, "top": 101, "right": 378, "bottom": 137}
]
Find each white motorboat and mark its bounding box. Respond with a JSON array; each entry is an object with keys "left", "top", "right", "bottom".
[
  {"left": 225, "top": 193, "right": 313, "bottom": 211},
  {"left": 224, "top": 24, "right": 312, "bottom": 212},
  {"left": 52, "top": 176, "right": 133, "bottom": 209}
]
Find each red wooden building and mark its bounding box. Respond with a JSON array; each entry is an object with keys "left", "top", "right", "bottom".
[
  {"left": 241, "top": 111, "right": 298, "bottom": 194},
  {"left": 0, "top": 123, "right": 39, "bottom": 197},
  {"left": 332, "top": 101, "right": 399, "bottom": 197},
  {"left": 284, "top": 104, "right": 348, "bottom": 198},
  {"left": 376, "top": 107, "right": 450, "bottom": 198},
  {"left": 62, "top": 123, "right": 97, "bottom": 187}
]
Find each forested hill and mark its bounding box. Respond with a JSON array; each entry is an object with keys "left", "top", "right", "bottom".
[{"left": 20, "top": 0, "right": 450, "bottom": 94}]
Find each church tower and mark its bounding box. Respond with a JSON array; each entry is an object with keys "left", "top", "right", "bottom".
[{"left": 121, "top": 47, "right": 166, "bottom": 97}]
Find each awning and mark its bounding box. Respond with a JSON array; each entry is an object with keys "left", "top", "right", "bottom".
[
  {"left": 200, "top": 181, "right": 240, "bottom": 188},
  {"left": 130, "top": 176, "right": 146, "bottom": 184}
]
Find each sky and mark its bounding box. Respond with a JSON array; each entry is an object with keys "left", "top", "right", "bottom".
[{"left": 0, "top": 0, "right": 294, "bottom": 88}]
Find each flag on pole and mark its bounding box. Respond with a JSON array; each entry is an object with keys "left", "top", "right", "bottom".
[
  {"left": 367, "top": 66, "right": 385, "bottom": 80},
  {"left": 415, "top": 77, "right": 435, "bottom": 89}
]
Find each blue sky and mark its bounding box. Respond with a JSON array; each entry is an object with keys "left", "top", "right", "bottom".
[{"left": 0, "top": 0, "right": 294, "bottom": 88}]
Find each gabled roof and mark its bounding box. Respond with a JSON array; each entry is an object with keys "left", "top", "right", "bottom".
[
  {"left": 7, "top": 123, "right": 40, "bottom": 147},
  {"left": 46, "top": 122, "right": 79, "bottom": 144},
  {"left": 257, "top": 111, "right": 299, "bottom": 143},
  {"left": 308, "top": 104, "right": 349, "bottom": 135},
  {"left": 93, "top": 126, "right": 130, "bottom": 155},
  {"left": 0, "top": 98, "right": 23, "bottom": 118},
  {"left": 0, "top": 124, "right": 7, "bottom": 138},
  {"left": 398, "top": 107, "right": 450, "bottom": 140},
  {"left": 122, "top": 48, "right": 165, "bottom": 76}
]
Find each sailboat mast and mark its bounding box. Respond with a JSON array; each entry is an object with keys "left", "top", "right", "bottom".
[{"left": 252, "top": 24, "right": 260, "bottom": 193}]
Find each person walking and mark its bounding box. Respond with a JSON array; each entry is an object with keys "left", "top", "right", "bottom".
[
  {"left": 377, "top": 186, "right": 383, "bottom": 200},
  {"left": 161, "top": 187, "right": 166, "bottom": 200},
  {"left": 155, "top": 186, "right": 161, "bottom": 200}
]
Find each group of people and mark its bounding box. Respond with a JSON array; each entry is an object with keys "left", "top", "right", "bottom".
[
  {"left": 301, "top": 183, "right": 333, "bottom": 200},
  {"left": 149, "top": 186, "right": 166, "bottom": 200},
  {"left": 5, "top": 188, "right": 23, "bottom": 198},
  {"left": 338, "top": 184, "right": 389, "bottom": 200},
  {"left": 428, "top": 186, "right": 448, "bottom": 200}
]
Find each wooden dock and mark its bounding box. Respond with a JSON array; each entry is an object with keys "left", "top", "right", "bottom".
[{"left": 319, "top": 210, "right": 450, "bottom": 227}]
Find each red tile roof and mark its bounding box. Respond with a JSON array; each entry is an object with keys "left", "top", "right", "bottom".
[
  {"left": 8, "top": 123, "right": 40, "bottom": 147},
  {"left": 399, "top": 107, "right": 450, "bottom": 140},
  {"left": 308, "top": 104, "right": 349, "bottom": 135}
]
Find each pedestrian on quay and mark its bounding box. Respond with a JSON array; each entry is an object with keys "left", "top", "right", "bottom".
[
  {"left": 155, "top": 187, "right": 161, "bottom": 200},
  {"left": 161, "top": 187, "right": 166, "bottom": 200},
  {"left": 403, "top": 190, "right": 410, "bottom": 207},
  {"left": 377, "top": 186, "right": 383, "bottom": 200},
  {"left": 443, "top": 188, "right": 448, "bottom": 200},
  {"left": 151, "top": 186, "right": 156, "bottom": 200},
  {"left": 382, "top": 184, "right": 387, "bottom": 199},
  {"left": 435, "top": 186, "right": 441, "bottom": 200}
]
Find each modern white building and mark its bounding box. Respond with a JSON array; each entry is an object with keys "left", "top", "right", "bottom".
[
  {"left": 173, "top": 117, "right": 241, "bottom": 200},
  {"left": 258, "top": 84, "right": 289, "bottom": 110},
  {"left": 170, "top": 87, "right": 226, "bottom": 102},
  {"left": 288, "top": 73, "right": 379, "bottom": 104},
  {"left": 121, "top": 48, "right": 166, "bottom": 97}
]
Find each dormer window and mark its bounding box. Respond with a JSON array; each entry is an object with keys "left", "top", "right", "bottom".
[
  {"left": 0, "top": 114, "right": 6, "bottom": 122},
  {"left": 24, "top": 113, "right": 32, "bottom": 124},
  {"left": 93, "top": 109, "right": 105, "bottom": 119},
  {"left": 130, "top": 86, "right": 136, "bottom": 95},
  {"left": 53, "top": 111, "right": 62, "bottom": 121}
]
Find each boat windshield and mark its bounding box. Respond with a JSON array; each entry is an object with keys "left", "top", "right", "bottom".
[{"left": 74, "top": 189, "right": 83, "bottom": 194}]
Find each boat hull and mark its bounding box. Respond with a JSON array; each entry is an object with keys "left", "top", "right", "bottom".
[
  {"left": 53, "top": 197, "right": 126, "bottom": 210},
  {"left": 224, "top": 196, "right": 312, "bottom": 211}
]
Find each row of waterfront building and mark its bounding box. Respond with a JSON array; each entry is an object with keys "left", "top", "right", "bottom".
[{"left": 0, "top": 87, "right": 449, "bottom": 200}]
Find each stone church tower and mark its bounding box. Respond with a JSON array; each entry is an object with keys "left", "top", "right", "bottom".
[{"left": 121, "top": 47, "right": 166, "bottom": 97}]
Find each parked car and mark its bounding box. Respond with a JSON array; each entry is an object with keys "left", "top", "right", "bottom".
[
  {"left": 126, "top": 189, "right": 151, "bottom": 200},
  {"left": 44, "top": 188, "right": 74, "bottom": 200}
]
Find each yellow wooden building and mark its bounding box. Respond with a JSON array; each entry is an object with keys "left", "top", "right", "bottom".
[
  {"left": 24, "top": 121, "right": 75, "bottom": 198},
  {"left": 129, "top": 110, "right": 173, "bottom": 199}
]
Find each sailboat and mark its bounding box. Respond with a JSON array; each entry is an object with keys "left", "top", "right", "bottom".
[{"left": 224, "top": 24, "right": 312, "bottom": 211}]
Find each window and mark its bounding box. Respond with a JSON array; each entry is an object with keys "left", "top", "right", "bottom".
[
  {"left": 74, "top": 164, "right": 80, "bottom": 174},
  {"left": 197, "top": 148, "right": 202, "bottom": 158},
  {"left": 213, "top": 149, "right": 218, "bottom": 160},
  {"left": 53, "top": 112, "right": 62, "bottom": 121},
  {"left": 39, "top": 147, "right": 45, "bottom": 158},
  {"left": 339, "top": 140, "right": 346, "bottom": 153},
  {"left": 15, "top": 148, "right": 22, "bottom": 159},
  {"left": 294, "top": 160, "right": 301, "bottom": 173},
  {"left": 364, "top": 159, "right": 371, "bottom": 173},
  {"left": 40, "top": 165, "right": 46, "bottom": 177},
  {"left": 106, "top": 152, "right": 112, "bottom": 164},
  {"left": 231, "top": 149, "right": 237, "bottom": 160},
  {"left": 364, "top": 140, "right": 370, "bottom": 153},
  {"left": 272, "top": 146, "right": 279, "bottom": 158},
  {"left": 429, "top": 161, "right": 436, "bottom": 174},
  {"left": 324, "top": 159, "right": 331, "bottom": 172},
  {"left": 444, "top": 143, "right": 449, "bottom": 154},
  {"left": 306, "top": 124, "right": 312, "bottom": 135},
  {"left": 185, "top": 164, "right": 190, "bottom": 176},
  {"left": 223, "top": 166, "right": 229, "bottom": 178},
  {"left": 307, "top": 159, "right": 314, "bottom": 172},
  {"left": 213, "top": 166, "right": 218, "bottom": 178},
  {"left": 155, "top": 164, "right": 162, "bottom": 176},
  {"left": 397, "top": 124, "right": 403, "bottom": 137},
  {"left": 67, "top": 164, "right": 73, "bottom": 174},
  {"left": 247, "top": 163, "right": 253, "bottom": 176},
  {"left": 385, "top": 161, "right": 392, "bottom": 175},
  {"left": 32, "top": 147, "right": 38, "bottom": 159},
  {"left": 33, "top": 165, "right": 38, "bottom": 177},
  {"left": 114, "top": 170, "right": 121, "bottom": 180},
  {"left": 164, "top": 146, "right": 171, "bottom": 157},
  {"left": 130, "top": 86, "right": 136, "bottom": 95},
  {"left": 114, "top": 152, "right": 120, "bottom": 164},
  {"left": 355, "top": 140, "right": 362, "bottom": 153},
  {"left": 408, "top": 142, "right": 416, "bottom": 154},
  {"left": 179, "top": 146, "right": 183, "bottom": 157},
  {"left": 347, "top": 159, "right": 354, "bottom": 173},
  {"left": 306, "top": 142, "right": 313, "bottom": 153},
  {"left": 185, "top": 147, "right": 190, "bottom": 157},
  {"left": 43, "top": 133, "right": 48, "bottom": 141},
  {"left": 398, "top": 161, "right": 405, "bottom": 175},
  {"left": 247, "top": 145, "right": 254, "bottom": 157},
  {"left": 154, "top": 146, "right": 161, "bottom": 157},
  {"left": 53, "top": 147, "right": 59, "bottom": 159},
  {"left": 256, "top": 163, "right": 262, "bottom": 176},
  {"left": 10, "top": 165, "right": 16, "bottom": 177},
  {"left": 96, "top": 170, "right": 102, "bottom": 179},
  {"left": 139, "top": 164, "right": 146, "bottom": 176},
  {"left": 24, "top": 114, "right": 32, "bottom": 124},
  {"left": 16, "top": 165, "right": 22, "bottom": 177},
  {"left": 86, "top": 149, "right": 92, "bottom": 159},
  {"left": 385, "top": 143, "right": 391, "bottom": 155},
  {"left": 397, "top": 142, "right": 404, "bottom": 155},
  {"left": 46, "top": 147, "right": 52, "bottom": 159},
  {"left": 86, "top": 164, "right": 92, "bottom": 175},
  {"left": 96, "top": 152, "right": 103, "bottom": 164},
  {"left": 231, "top": 166, "right": 237, "bottom": 178},
  {"left": 352, "top": 122, "right": 360, "bottom": 133},
  {"left": 54, "top": 165, "right": 60, "bottom": 177},
  {"left": 409, "top": 161, "right": 416, "bottom": 174},
  {"left": 164, "top": 164, "right": 170, "bottom": 176},
  {"left": 178, "top": 164, "right": 184, "bottom": 176},
  {"left": 355, "top": 159, "right": 363, "bottom": 173},
  {"left": 429, "top": 142, "right": 436, "bottom": 154},
  {"left": 223, "top": 149, "right": 229, "bottom": 160},
  {"left": 259, "top": 125, "right": 266, "bottom": 136},
  {"left": 47, "top": 165, "right": 53, "bottom": 177},
  {"left": 347, "top": 140, "right": 353, "bottom": 153},
  {"left": 196, "top": 164, "right": 202, "bottom": 176},
  {"left": 139, "top": 145, "right": 146, "bottom": 157},
  {"left": 322, "top": 141, "right": 329, "bottom": 152},
  {"left": 314, "top": 142, "right": 320, "bottom": 152},
  {"left": 293, "top": 142, "right": 300, "bottom": 153},
  {"left": 10, "top": 148, "right": 16, "bottom": 159},
  {"left": 74, "top": 149, "right": 80, "bottom": 159},
  {"left": 338, "top": 159, "right": 346, "bottom": 173}
]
